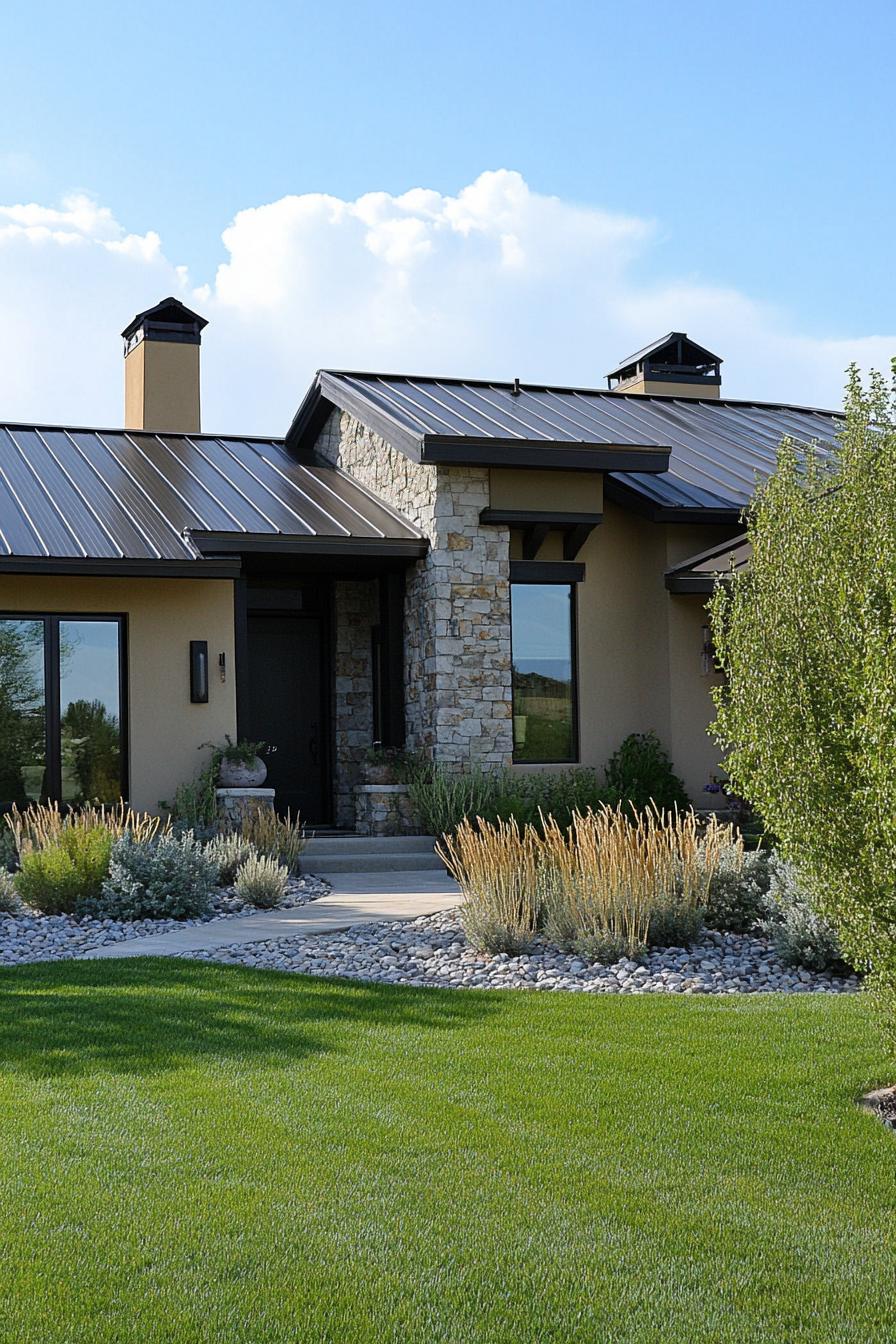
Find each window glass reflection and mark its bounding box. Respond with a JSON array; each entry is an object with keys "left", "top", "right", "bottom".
[
  {"left": 511, "top": 584, "right": 575, "bottom": 763},
  {"left": 60, "top": 620, "right": 122, "bottom": 805},
  {"left": 0, "top": 619, "right": 46, "bottom": 805}
]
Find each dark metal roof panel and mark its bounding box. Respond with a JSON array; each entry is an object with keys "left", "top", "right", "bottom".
[
  {"left": 67, "top": 430, "right": 194, "bottom": 559},
  {"left": 605, "top": 398, "right": 841, "bottom": 512},
  {"left": 327, "top": 373, "right": 672, "bottom": 445},
  {"left": 316, "top": 371, "right": 843, "bottom": 514},
  {"left": 0, "top": 424, "right": 423, "bottom": 564}
]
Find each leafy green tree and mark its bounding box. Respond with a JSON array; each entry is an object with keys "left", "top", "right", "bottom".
[
  {"left": 0, "top": 621, "right": 45, "bottom": 804},
  {"left": 61, "top": 698, "right": 120, "bottom": 804},
  {"left": 710, "top": 365, "right": 896, "bottom": 1033}
]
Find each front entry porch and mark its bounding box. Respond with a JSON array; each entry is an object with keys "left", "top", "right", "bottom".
[{"left": 234, "top": 562, "right": 409, "bottom": 829}]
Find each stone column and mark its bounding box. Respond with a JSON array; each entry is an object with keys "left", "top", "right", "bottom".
[
  {"left": 317, "top": 411, "right": 514, "bottom": 776},
  {"left": 332, "top": 579, "right": 378, "bottom": 827}
]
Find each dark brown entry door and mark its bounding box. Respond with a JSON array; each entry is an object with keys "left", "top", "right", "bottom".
[{"left": 245, "top": 613, "right": 328, "bottom": 823}]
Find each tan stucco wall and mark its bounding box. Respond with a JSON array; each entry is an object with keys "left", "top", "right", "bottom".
[
  {"left": 508, "top": 498, "right": 736, "bottom": 801},
  {"left": 489, "top": 468, "right": 603, "bottom": 512},
  {"left": 0, "top": 575, "right": 236, "bottom": 811},
  {"left": 124, "top": 340, "right": 202, "bottom": 433},
  {"left": 613, "top": 377, "right": 720, "bottom": 400}
]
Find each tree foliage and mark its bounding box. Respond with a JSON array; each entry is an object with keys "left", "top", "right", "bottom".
[
  {"left": 0, "top": 621, "right": 45, "bottom": 804},
  {"left": 710, "top": 365, "right": 896, "bottom": 1026}
]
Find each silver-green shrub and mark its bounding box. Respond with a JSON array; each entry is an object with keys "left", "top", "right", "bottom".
[
  {"left": 99, "top": 831, "right": 218, "bottom": 920},
  {"left": 0, "top": 870, "right": 20, "bottom": 913},
  {"left": 573, "top": 929, "right": 632, "bottom": 965},
  {"left": 206, "top": 833, "right": 259, "bottom": 885},
  {"left": 240, "top": 807, "right": 305, "bottom": 875},
  {"left": 234, "top": 854, "right": 288, "bottom": 909},
  {"left": 761, "top": 858, "right": 846, "bottom": 972},
  {"left": 703, "top": 846, "right": 772, "bottom": 933},
  {"left": 646, "top": 905, "right": 704, "bottom": 949}
]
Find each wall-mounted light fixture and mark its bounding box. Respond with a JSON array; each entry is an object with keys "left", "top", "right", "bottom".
[{"left": 190, "top": 640, "right": 209, "bottom": 703}]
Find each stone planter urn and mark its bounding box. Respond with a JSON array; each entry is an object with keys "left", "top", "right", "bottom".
[
  {"left": 361, "top": 747, "right": 406, "bottom": 787},
  {"left": 218, "top": 755, "right": 268, "bottom": 788},
  {"left": 362, "top": 761, "right": 397, "bottom": 786}
]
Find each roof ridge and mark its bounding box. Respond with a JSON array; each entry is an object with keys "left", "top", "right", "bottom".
[
  {"left": 317, "top": 370, "right": 843, "bottom": 419},
  {"left": 0, "top": 421, "right": 286, "bottom": 442}
]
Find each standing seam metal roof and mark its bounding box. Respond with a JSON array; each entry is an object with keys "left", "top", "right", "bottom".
[
  {"left": 306, "top": 372, "right": 843, "bottom": 513},
  {"left": 0, "top": 376, "right": 845, "bottom": 565},
  {"left": 0, "top": 425, "right": 424, "bottom": 562}
]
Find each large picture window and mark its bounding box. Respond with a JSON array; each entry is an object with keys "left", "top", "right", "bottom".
[
  {"left": 511, "top": 584, "right": 577, "bottom": 763},
  {"left": 0, "top": 615, "right": 126, "bottom": 808}
]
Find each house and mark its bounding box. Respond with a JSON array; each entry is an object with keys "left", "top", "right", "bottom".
[{"left": 0, "top": 300, "right": 842, "bottom": 826}]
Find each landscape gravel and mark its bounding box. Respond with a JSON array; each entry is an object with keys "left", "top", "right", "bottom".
[
  {"left": 181, "top": 910, "right": 861, "bottom": 994},
  {"left": 0, "top": 874, "right": 329, "bottom": 966}
]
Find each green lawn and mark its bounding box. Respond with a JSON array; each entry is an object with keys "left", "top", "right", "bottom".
[{"left": 0, "top": 963, "right": 893, "bottom": 1343}]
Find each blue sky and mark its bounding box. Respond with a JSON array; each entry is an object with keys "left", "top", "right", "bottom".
[{"left": 1, "top": 0, "right": 893, "bottom": 431}]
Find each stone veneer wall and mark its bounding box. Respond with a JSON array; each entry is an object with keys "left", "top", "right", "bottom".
[
  {"left": 333, "top": 578, "right": 378, "bottom": 826},
  {"left": 316, "top": 410, "right": 513, "bottom": 770}
]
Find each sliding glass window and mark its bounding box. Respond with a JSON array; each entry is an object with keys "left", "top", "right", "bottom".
[
  {"left": 510, "top": 584, "right": 577, "bottom": 763},
  {"left": 0, "top": 615, "right": 125, "bottom": 807}
]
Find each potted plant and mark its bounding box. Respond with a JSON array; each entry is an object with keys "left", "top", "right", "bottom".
[
  {"left": 362, "top": 744, "right": 407, "bottom": 785},
  {"left": 209, "top": 736, "right": 274, "bottom": 788}
]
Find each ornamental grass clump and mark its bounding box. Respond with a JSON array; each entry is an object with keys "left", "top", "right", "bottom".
[
  {"left": 408, "top": 764, "right": 500, "bottom": 839},
  {"left": 240, "top": 806, "right": 305, "bottom": 875},
  {"left": 646, "top": 807, "right": 733, "bottom": 946},
  {"left": 6, "top": 799, "right": 166, "bottom": 860},
  {"left": 440, "top": 803, "right": 737, "bottom": 963},
  {"left": 407, "top": 759, "right": 607, "bottom": 836},
  {"left": 538, "top": 809, "right": 652, "bottom": 959},
  {"left": 438, "top": 816, "right": 541, "bottom": 954},
  {"left": 539, "top": 805, "right": 723, "bottom": 958},
  {"left": 206, "top": 833, "right": 259, "bottom": 885},
  {"left": 234, "top": 853, "right": 289, "bottom": 909},
  {"left": 15, "top": 825, "right": 112, "bottom": 915}
]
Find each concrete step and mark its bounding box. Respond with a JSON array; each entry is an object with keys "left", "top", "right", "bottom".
[
  {"left": 303, "top": 834, "right": 438, "bottom": 855},
  {"left": 302, "top": 834, "right": 446, "bottom": 875},
  {"left": 304, "top": 851, "right": 447, "bottom": 875}
]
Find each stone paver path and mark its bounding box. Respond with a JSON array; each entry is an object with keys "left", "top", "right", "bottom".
[{"left": 80, "top": 871, "right": 461, "bottom": 960}]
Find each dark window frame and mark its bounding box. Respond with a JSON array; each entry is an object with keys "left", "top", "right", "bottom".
[
  {"left": 510, "top": 581, "right": 580, "bottom": 766},
  {"left": 0, "top": 612, "right": 129, "bottom": 805}
]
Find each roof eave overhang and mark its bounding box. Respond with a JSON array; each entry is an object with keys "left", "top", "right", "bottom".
[
  {"left": 664, "top": 573, "right": 722, "bottom": 594},
  {"left": 665, "top": 532, "right": 751, "bottom": 592},
  {"left": 286, "top": 373, "right": 672, "bottom": 473},
  {"left": 420, "top": 437, "right": 670, "bottom": 473},
  {"left": 603, "top": 476, "right": 743, "bottom": 524},
  {"left": 191, "top": 531, "right": 428, "bottom": 560},
  {"left": 0, "top": 556, "right": 241, "bottom": 579}
]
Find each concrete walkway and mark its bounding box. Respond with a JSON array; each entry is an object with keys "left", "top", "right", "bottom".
[{"left": 81, "top": 870, "right": 461, "bottom": 960}]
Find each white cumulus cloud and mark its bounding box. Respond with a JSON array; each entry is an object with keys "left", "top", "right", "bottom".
[{"left": 0, "top": 170, "right": 892, "bottom": 434}]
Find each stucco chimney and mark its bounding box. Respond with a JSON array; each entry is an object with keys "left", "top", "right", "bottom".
[
  {"left": 122, "top": 297, "right": 208, "bottom": 433},
  {"left": 606, "top": 333, "right": 722, "bottom": 400}
]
